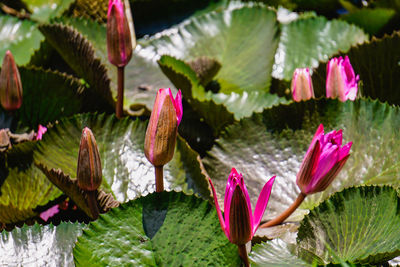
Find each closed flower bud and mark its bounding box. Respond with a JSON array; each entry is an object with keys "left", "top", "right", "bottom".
[
  {"left": 77, "top": 127, "right": 102, "bottom": 191},
  {"left": 144, "top": 88, "right": 182, "bottom": 167},
  {"left": 291, "top": 68, "right": 314, "bottom": 102},
  {"left": 107, "top": 0, "right": 133, "bottom": 67},
  {"left": 326, "top": 56, "right": 359, "bottom": 102},
  {"left": 0, "top": 51, "right": 22, "bottom": 111}
]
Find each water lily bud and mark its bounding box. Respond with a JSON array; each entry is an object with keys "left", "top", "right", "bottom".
[
  {"left": 209, "top": 168, "right": 275, "bottom": 245},
  {"left": 291, "top": 68, "right": 314, "bottom": 102},
  {"left": 297, "top": 124, "right": 352, "bottom": 195},
  {"left": 107, "top": 0, "right": 133, "bottom": 67},
  {"left": 144, "top": 88, "right": 182, "bottom": 167},
  {"left": 0, "top": 51, "right": 22, "bottom": 111},
  {"left": 77, "top": 127, "right": 102, "bottom": 191},
  {"left": 326, "top": 56, "right": 359, "bottom": 102}
]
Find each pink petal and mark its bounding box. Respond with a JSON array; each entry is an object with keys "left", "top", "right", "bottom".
[
  {"left": 253, "top": 176, "right": 275, "bottom": 234},
  {"left": 339, "top": 142, "right": 352, "bottom": 160},
  {"left": 39, "top": 205, "right": 60, "bottom": 222},
  {"left": 238, "top": 173, "right": 253, "bottom": 231},
  {"left": 173, "top": 90, "right": 183, "bottom": 126},
  {"left": 36, "top": 124, "right": 47, "bottom": 141},
  {"left": 209, "top": 178, "right": 229, "bottom": 239}
]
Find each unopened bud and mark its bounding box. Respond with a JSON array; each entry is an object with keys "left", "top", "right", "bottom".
[
  {"left": 144, "top": 88, "right": 182, "bottom": 167},
  {"left": 77, "top": 127, "right": 102, "bottom": 191},
  {"left": 107, "top": 0, "right": 134, "bottom": 67},
  {"left": 0, "top": 51, "right": 22, "bottom": 111},
  {"left": 229, "top": 185, "right": 252, "bottom": 245},
  {"left": 291, "top": 68, "right": 314, "bottom": 102}
]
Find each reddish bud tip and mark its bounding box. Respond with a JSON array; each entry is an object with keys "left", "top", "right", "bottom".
[
  {"left": 77, "top": 127, "right": 102, "bottom": 191},
  {"left": 0, "top": 51, "right": 22, "bottom": 111},
  {"left": 107, "top": 0, "right": 134, "bottom": 67}
]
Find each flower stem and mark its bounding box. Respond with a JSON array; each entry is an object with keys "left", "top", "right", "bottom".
[
  {"left": 238, "top": 244, "right": 249, "bottom": 267},
  {"left": 87, "top": 190, "right": 99, "bottom": 220},
  {"left": 260, "top": 192, "right": 306, "bottom": 228},
  {"left": 155, "top": 165, "right": 164, "bottom": 193},
  {"left": 116, "top": 66, "right": 124, "bottom": 119}
]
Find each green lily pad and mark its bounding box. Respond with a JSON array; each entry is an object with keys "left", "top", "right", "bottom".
[
  {"left": 1, "top": 222, "right": 84, "bottom": 266},
  {"left": 24, "top": 0, "right": 75, "bottom": 22},
  {"left": 272, "top": 16, "right": 368, "bottom": 80},
  {"left": 341, "top": 8, "right": 396, "bottom": 36},
  {"left": 312, "top": 31, "right": 400, "bottom": 107},
  {"left": 0, "top": 15, "right": 44, "bottom": 65},
  {"left": 0, "top": 143, "right": 62, "bottom": 224},
  {"left": 33, "top": 113, "right": 210, "bottom": 202},
  {"left": 297, "top": 186, "right": 400, "bottom": 264},
  {"left": 73, "top": 191, "right": 240, "bottom": 266},
  {"left": 203, "top": 98, "right": 400, "bottom": 222},
  {"left": 15, "top": 67, "right": 85, "bottom": 129},
  {"left": 250, "top": 239, "right": 311, "bottom": 267}
]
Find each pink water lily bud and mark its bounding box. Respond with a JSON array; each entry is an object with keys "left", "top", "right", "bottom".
[
  {"left": 209, "top": 168, "right": 275, "bottom": 245},
  {"left": 77, "top": 127, "right": 102, "bottom": 191},
  {"left": 326, "top": 56, "right": 359, "bottom": 102},
  {"left": 144, "top": 88, "right": 182, "bottom": 167},
  {"left": 107, "top": 0, "right": 133, "bottom": 67},
  {"left": 291, "top": 68, "right": 314, "bottom": 102},
  {"left": 297, "top": 124, "right": 352, "bottom": 195},
  {"left": 0, "top": 51, "right": 22, "bottom": 111}
]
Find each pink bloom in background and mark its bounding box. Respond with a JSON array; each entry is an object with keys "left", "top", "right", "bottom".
[
  {"left": 39, "top": 204, "right": 60, "bottom": 222},
  {"left": 291, "top": 68, "right": 314, "bottom": 102},
  {"left": 209, "top": 168, "right": 275, "bottom": 245},
  {"left": 36, "top": 124, "right": 47, "bottom": 140},
  {"left": 326, "top": 56, "right": 359, "bottom": 102},
  {"left": 107, "top": 0, "right": 133, "bottom": 67},
  {"left": 297, "top": 124, "right": 352, "bottom": 195}
]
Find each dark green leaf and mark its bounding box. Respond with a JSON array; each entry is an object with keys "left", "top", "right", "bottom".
[
  {"left": 74, "top": 191, "right": 240, "bottom": 266},
  {"left": 297, "top": 186, "right": 400, "bottom": 264}
]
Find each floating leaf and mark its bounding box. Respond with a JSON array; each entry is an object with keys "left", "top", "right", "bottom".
[
  {"left": 250, "top": 239, "right": 311, "bottom": 267},
  {"left": 297, "top": 186, "right": 400, "bottom": 264},
  {"left": 38, "top": 22, "right": 115, "bottom": 109},
  {"left": 203, "top": 99, "right": 400, "bottom": 222},
  {"left": 0, "top": 15, "right": 44, "bottom": 65},
  {"left": 272, "top": 16, "right": 368, "bottom": 80},
  {"left": 0, "top": 143, "right": 62, "bottom": 224},
  {"left": 341, "top": 8, "right": 396, "bottom": 36},
  {"left": 33, "top": 113, "right": 210, "bottom": 202},
  {"left": 24, "top": 0, "right": 75, "bottom": 22},
  {"left": 73, "top": 191, "right": 240, "bottom": 266},
  {"left": 1, "top": 222, "right": 84, "bottom": 266}
]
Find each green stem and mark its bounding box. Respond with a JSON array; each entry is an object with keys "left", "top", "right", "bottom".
[
  {"left": 238, "top": 244, "right": 249, "bottom": 267},
  {"left": 260, "top": 192, "right": 306, "bottom": 228},
  {"left": 155, "top": 165, "right": 164, "bottom": 193},
  {"left": 116, "top": 66, "right": 124, "bottom": 119}
]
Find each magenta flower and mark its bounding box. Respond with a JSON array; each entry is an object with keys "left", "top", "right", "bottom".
[
  {"left": 326, "top": 56, "right": 359, "bottom": 102},
  {"left": 209, "top": 168, "right": 275, "bottom": 245},
  {"left": 39, "top": 204, "right": 60, "bottom": 222},
  {"left": 297, "top": 124, "right": 352, "bottom": 195},
  {"left": 107, "top": 0, "right": 133, "bottom": 67},
  {"left": 35, "top": 124, "right": 47, "bottom": 141},
  {"left": 144, "top": 88, "right": 182, "bottom": 167},
  {"left": 291, "top": 68, "right": 314, "bottom": 102}
]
